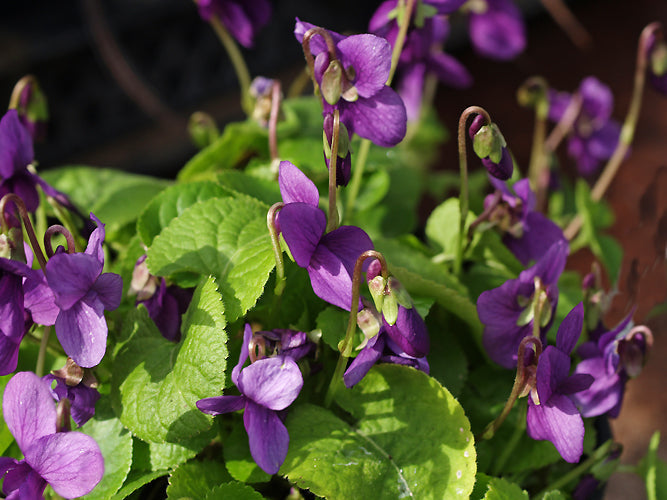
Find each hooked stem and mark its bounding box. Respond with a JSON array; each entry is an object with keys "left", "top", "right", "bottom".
[
  {"left": 325, "top": 250, "right": 388, "bottom": 408},
  {"left": 455, "top": 106, "right": 492, "bottom": 275},
  {"left": 44, "top": 225, "right": 77, "bottom": 257}
]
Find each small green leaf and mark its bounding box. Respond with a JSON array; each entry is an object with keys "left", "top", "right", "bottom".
[
  {"left": 137, "top": 181, "right": 230, "bottom": 246},
  {"left": 482, "top": 477, "right": 529, "bottom": 499},
  {"left": 282, "top": 365, "right": 476, "bottom": 499},
  {"left": 134, "top": 432, "right": 214, "bottom": 472},
  {"left": 316, "top": 307, "right": 349, "bottom": 352},
  {"left": 167, "top": 460, "right": 232, "bottom": 499},
  {"left": 203, "top": 482, "right": 264, "bottom": 500},
  {"left": 425, "top": 198, "right": 475, "bottom": 257},
  {"left": 112, "top": 277, "right": 227, "bottom": 443},
  {"left": 81, "top": 399, "right": 133, "bottom": 500},
  {"left": 146, "top": 196, "right": 274, "bottom": 323}
]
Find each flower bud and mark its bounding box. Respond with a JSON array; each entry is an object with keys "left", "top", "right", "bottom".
[
  {"left": 647, "top": 29, "right": 667, "bottom": 95},
  {"left": 618, "top": 326, "right": 652, "bottom": 378},
  {"left": 471, "top": 121, "right": 513, "bottom": 180},
  {"left": 321, "top": 60, "right": 344, "bottom": 105},
  {"left": 9, "top": 75, "right": 48, "bottom": 142},
  {"left": 357, "top": 306, "right": 382, "bottom": 348}
]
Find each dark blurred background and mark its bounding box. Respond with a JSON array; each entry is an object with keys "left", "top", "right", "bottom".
[{"left": 1, "top": 1, "right": 666, "bottom": 498}]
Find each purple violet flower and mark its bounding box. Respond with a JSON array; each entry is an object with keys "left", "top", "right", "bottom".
[
  {"left": 484, "top": 177, "right": 566, "bottom": 265},
  {"left": 197, "top": 325, "right": 303, "bottom": 475},
  {"left": 0, "top": 371, "right": 104, "bottom": 499},
  {"left": 295, "top": 19, "right": 407, "bottom": 147},
  {"left": 572, "top": 312, "right": 650, "bottom": 418},
  {"left": 323, "top": 112, "right": 352, "bottom": 186},
  {"left": 42, "top": 365, "right": 100, "bottom": 428},
  {"left": 277, "top": 161, "right": 374, "bottom": 311},
  {"left": 469, "top": 115, "right": 514, "bottom": 180},
  {"left": 468, "top": 0, "right": 526, "bottom": 61},
  {"left": 253, "top": 328, "right": 316, "bottom": 362},
  {"left": 526, "top": 303, "right": 594, "bottom": 463},
  {"left": 196, "top": 0, "right": 271, "bottom": 48},
  {"left": 45, "top": 214, "right": 122, "bottom": 368},
  {"left": 478, "top": 239, "right": 569, "bottom": 369},
  {"left": 548, "top": 77, "right": 621, "bottom": 177},
  {"left": 129, "top": 255, "right": 192, "bottom": 342},
  {"left": 369, "top": 4, "right": 472, "bottom": 121}
]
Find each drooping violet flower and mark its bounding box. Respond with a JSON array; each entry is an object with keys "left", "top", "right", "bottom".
[
  {"left": 478, "top": 239, "right": 569, "bottom": 369},
  {"left": 277, "top": 161, "right": 374, "bottom": 311},
  {"left": 129, "top": 255, "right": 193, "bottom": 342},
  {"left": 548, "top": 77, "right": 621, "bottom": 177},
  {"left": 483, "top": 177, "right": 566, "bottom": 265},
  {"left": 646, "top": 26, "right": 667, "bottom": 95},
  {"left": 468, "top": 0, "right": 526, "bottom": 61},
  {"left": 526, "top": 303, "right": 594, "bottom": 463},
  {"left": 43, "top": 358, "right": 100, "bottom": 427},
  {"left": 45, "top": 214, "right": 122, "bottom": 368},
  {"left": 10, "top": 76, "right": 48, "bottom": 142},
  {"left": 0, "top": 371, "right": 104, "bottom": 499},
  {"left": 323, "top": 112, "right": 352, "bottom": 186},
  {"left": 197, "top": 325, "right": 303, "bottom": 474},
  {"left": 369, "top": 5, "right": 471, "bottom": 121},
  {"left": 572, "top": 312, "right": 651, "bottom": 418},
  {"left": 295, "top": 19, "right": 407, "bottom": 147},
  {"left": 469, "top": 115, "right": 514, "bottom": 180},
  {"left": 195, "top": 0, "right": 271, "bottom": 48}
]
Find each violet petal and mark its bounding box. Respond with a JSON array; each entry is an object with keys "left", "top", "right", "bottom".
[
  {"left": 237, "top": 356, "right": 303, "bottom": 411},
  {"left": 243, "top": 400, "right": 290, "bottom": 475}
]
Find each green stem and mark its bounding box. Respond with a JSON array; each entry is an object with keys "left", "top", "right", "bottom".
[
  {"left": 490, "top": 403, "right": 527, "bottom": 476},
  {"left": 36, "top": 325, "right": 51, "bottom": 378},
  {"left": 0, "top": 194, "right": 47, "bottom": 269},
  {"left": 267, "top": 203, "right": 286, "bottom": 297},
  {"left": 324, "top": 250, "right": 388, "bottom": 408},
  {"left": 326, "top": 110, "right": 341, "bottom": 232},
  {"left": 344, "top": 138, "right": 371, "bottom": 222},
  {"left": 387, "top": 0, "right": 416, "bottom": 86},
  {"left": 209, "top": 16, "right": 252, "bottom": 115},
  {"left": 564, "top": 23, "right": 660, "bottom": 240},
  {"left": 535, "top": 440, "right": 615, "bottom": 497},
  {"left": 454, "top": 106, "right": 491, "bottom": 275}
]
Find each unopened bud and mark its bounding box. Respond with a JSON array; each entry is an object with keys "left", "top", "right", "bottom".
[
  {"left": 321, "top": 60, "right": 343, "bottom": 105},
  {"left": 129, "top": 255, "right": 158, "bottom": 301},
  {"left": 9, "top": 75, "right": 48, "bottom": 142},
  {"left": 472, "top": 123, "right": 513, "bottom": 180},
  {"left": 387, "top": 277, "right": 412, "bottom": 309},
  {"left": 357, "top": 307, "right": 382, "bottom": 349}
]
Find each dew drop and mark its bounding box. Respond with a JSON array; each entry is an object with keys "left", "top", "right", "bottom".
[
  {"left": 456, "top": 470, "right": 462, "bottom": 479},
  {"left": 463, "top": 450, "right": 469, "bottom": 458}
]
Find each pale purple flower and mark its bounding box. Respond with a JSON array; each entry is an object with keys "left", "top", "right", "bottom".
[
  {"left": 478, "top": 240, "right": 569, "bottom": 369},
  {"left": 526, "top": 303, "right": 593, "bottom": 463},
  {"left": 573, "top": 312, "right": 650, "bottom": 418},
  {"left": 484, "top": 177, "right": 566, "bottom": 265},
  {"left": 277, "top": 161, "right": 374, "bottom": 311},
  {"left": 197, "top": 325, "right": 303, "bottom": 474},
  {"left": 468, "top": 0, "right": 526, "bottom": 61},
  {"left": 0, "top": 371, "right": 104, "bottom": 499},
  {"left": 45, "top": 214, "right": 122, "bottom": 368},
  {"left": 548, "top": 77, "right": 621, "bottom": 177},
  {"left": 196, "top": 0, "right": 271, "bottom": 48},
  {"left": 295, "top": 20, "right": 407, "bottom": 147}
]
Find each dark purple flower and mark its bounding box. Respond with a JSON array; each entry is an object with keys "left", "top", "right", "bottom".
[
  {"left": 369, "top": 5, "right": 471, "bottom": 121},
  {"left": 295, "top": 20, "right": 407, "bottom": 147},
  {"left": 469, "top": 115, "right": 513, "bottom": 180},
  {"left": 647, "top": 29, "right": 667, "bottom": 95},
  {"left": 197, "top": 325, "right": 303, "bottom": 474},
  {"left": 548, "top": 77, "right": 621, "bottom": 177},
  {"left": 478, "top": 240, "right": 569, "bottom": 369},
  {"left": 526, "top": 303, "right": 594, "bottom": 463},
  {"left": 468, "top": 0, "right": 526, "bottom": 61},
  {"left": 42, "top": 369, "right": 100, "bottom": 428},
  {"left": 45, "top": 214, "right": 122, "bottom": 368},
  {"left": 485, "top": 177, "right": 566, "bottom": 265},
  {"left": 12, "top": 76, "right": 48, "bottom": 142},
  {"left": 129, "top": 255, "right": 192, "bottom": 342},
  {"left": 253, "top": 328, "right": 316, "bottom": 362},
  {"left": 277, "top": 161, "right": 374, "bottom": 311},
  {"left": 323, "top": 112, "right": 352, "bottom": 186},
  {"left": 573, "top": 312, "right": 651, "bottom": 418},
  {"left": 196, "top": 0, "right": 271, "bottom": 48},
  {"left": 0, "top": 371, "right": 104, "bottom": 498}
]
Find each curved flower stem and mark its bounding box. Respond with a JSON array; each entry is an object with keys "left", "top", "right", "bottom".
[
  {"left": 564, "top": 22, "right": 660, "bottom": 240},
  {"left": 454, "top": 106, "right": 492, "bottom": 275},
  {"left": 209, "top": 15, "right": 252, "bottom": 115},
  {"left": 301, "top": 27, "right": 339, "bottom": 93},
  {"left": 324, "top": 250, "right": 388, "bottom": 408},
  {"left": 36, "top": 325, "right": 51, "bottom": 378},
  {"left": 479, "top": 336, "right": 542, "bottom": 440},
  {"left": 535, "top": 440, "right": 616, "bottom": 498},
  {"left": 267, "top": 203, "right": 286, "bottom": 297},
  {"left": 490, "top": 403, "right": 527, "bottom": 476},
  {"left": 539, "top": 0, "right": 593, "bottom": 50},
  {"left": 520, "top": 77, "right": 550, "bottom": 192},
  {"left": 343, "top": 138, "right": 371, "bottom": 223},
  {"left": 387, "top": 0, "right": 417, "bottom": 86},
  {"left": 545, "top": 92, "right": 582, "bottom": 153},
  {"left": 44, "top": 225, "right": 76, "bottom": 257},
  {"left": 326, "top": 110, "right": 341, "bottom": 232},
  {"left": 268, "top": 81, "right": 282, "bottom": 163},
  {"left": 0, "top": 194, "right": 47, "bottom": 269}
]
